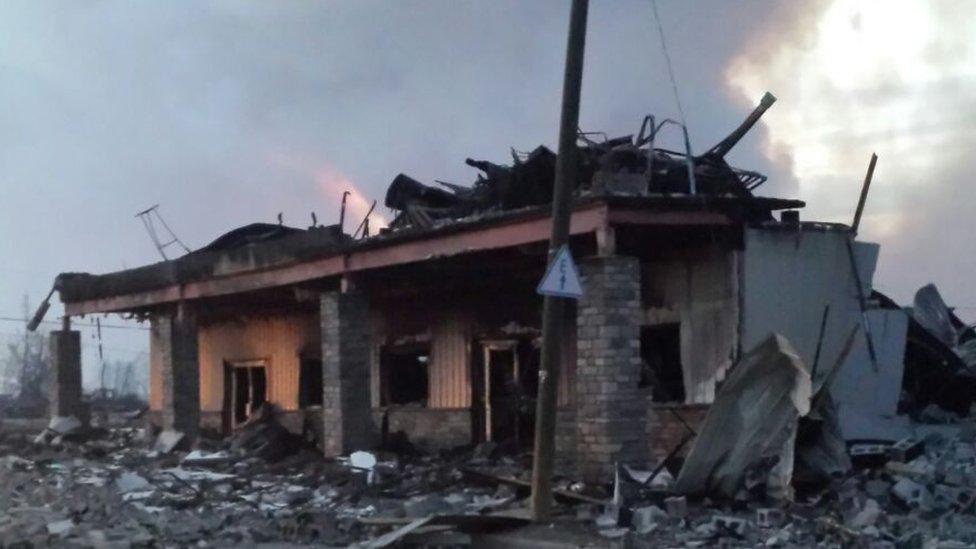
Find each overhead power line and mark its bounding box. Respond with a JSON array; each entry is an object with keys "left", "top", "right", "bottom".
[{"left": 0, "top": 316, "right": 149, "bottom": 331}]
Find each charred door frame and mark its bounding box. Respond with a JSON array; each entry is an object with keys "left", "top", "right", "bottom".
[
  {"left": 222, "top": 358, "right": 270, "bottom": 432},
  {"left": 480, "top": 340, "right": 519, "bottom": 442}
]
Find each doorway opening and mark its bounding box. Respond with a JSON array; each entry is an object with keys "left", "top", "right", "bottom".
[
  {"left": 223, "top": 359, "right": 268, "bottom": 429},
  {"left": 477, "top": 340, "right": 538, "bottom": 448},
  {"left": 298, "top": 358, "right": 323, "bottom": 408},
  {"left": 639, "top": 323, "right": 685, "bottom": 403}
]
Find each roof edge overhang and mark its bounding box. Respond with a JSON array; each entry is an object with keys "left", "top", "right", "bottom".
[{"left": 60, "top": 195, "right": 803, "bottom": 316}]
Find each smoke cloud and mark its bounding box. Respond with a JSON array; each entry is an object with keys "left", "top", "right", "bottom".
[{"left": 727, "top": 0, "right": 976, "bottom": 311}]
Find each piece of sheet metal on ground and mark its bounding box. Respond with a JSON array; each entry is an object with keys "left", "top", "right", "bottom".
[{"left": 536, "top": 245, "right": 583, "bottom": 299}]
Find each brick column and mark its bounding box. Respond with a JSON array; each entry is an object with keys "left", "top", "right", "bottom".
[
  {"left": 575, "top": 255, "right": 648, "bottom": 482},
  {"left": 49, "top": 329, "right": 83, "bottom": 419},
  {"left": 154, "top": 304, "right": 200, "bottom": 437},
  {"left": 321, "top": 291, "right": 371, "bottom": 456}
]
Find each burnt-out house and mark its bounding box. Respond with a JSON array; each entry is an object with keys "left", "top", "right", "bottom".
[{"left": 47, "top": 97, "right": 883, "bottom": 482}]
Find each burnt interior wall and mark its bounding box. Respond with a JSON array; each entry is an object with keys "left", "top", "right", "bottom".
[
  {"left": 362, "top": 245, "right": 582, "bottom": 450},
  {"left": 616, "top": 227, "right": 740, "bottom": 405},
  {"left": 148, "top": 299, "right": 321, "bottom": 436}
]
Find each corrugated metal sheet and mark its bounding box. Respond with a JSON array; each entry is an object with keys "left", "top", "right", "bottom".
[
  {"left": 429, "top": 311, "right": 472, "bottom": 408},
  {"left": 197, "top": 313, "right": 319, "bottom": 412}
]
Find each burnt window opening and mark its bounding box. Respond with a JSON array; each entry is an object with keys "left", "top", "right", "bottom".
[
  {"left": 299, "top": 358, "right": 323, "bottom": 408},
  {"left": 380, "top": 345, "right": 430, "bottom": 406},
  {"left": 640, "top": 324, "right": 685, "bottom": 403}
]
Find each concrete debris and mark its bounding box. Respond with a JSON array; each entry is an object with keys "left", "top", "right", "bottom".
[
  {"left": 756, "top": 508, "right": 786, "bottom": 528},
  {"left": 664, "top": 495, "right": 687, "bottom": 519},
  {"left": 45, "top": 519, "right": 74, "bottom": 537},
  {"left": 47, "top": 415, "right": 83, "bottom": 435},
  {"left": 632, "top": 504, "right": 668, "bottom": 534},
  {"left": 114, "top": 471, "right": 151, "bottom": 493},
  {"left": 152, "top": 429, "right": 185, "bottom": 453},
  {"left": 889, "top": 437, "right": 926, "bottom": 463},
  {"left": 2, "top": 405, "right": 976, "bottom": 547}
]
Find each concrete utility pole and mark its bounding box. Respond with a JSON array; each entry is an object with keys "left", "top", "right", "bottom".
[{"left": 531, "top": 0, "right": 589, "bottom": 522}]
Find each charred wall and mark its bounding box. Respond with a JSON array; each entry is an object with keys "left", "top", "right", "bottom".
[
  {"left": 640, "top": 246, "right": 740, "bottom": 404},
  {"left": 149, "top": 312, "right": 320, "bottom": 419}
]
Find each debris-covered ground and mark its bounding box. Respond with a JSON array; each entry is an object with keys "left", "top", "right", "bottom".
[{"left": 2, "top": 407, "right": 976, "bottom": 548}]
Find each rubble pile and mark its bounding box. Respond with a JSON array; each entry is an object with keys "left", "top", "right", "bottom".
[
  {"left": 0, "top": 413, "right": 538, "bottom": 547},
  {"left": 589, "top": 422, "right": 976, "bottom": 548},
  {"left": 3, "top": 404, "right": 976, "bottom": 546}
]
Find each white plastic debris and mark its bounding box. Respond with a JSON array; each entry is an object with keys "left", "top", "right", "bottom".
[{"left": 349, "top": 451, "right": 377, "bottom": 470}]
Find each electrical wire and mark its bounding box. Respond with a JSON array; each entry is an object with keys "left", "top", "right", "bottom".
[
  {"left": 650, "top": 0, "right": 689, "bottom": 129},
  {"left": 0, "top": 316, "right": 148, "bottom": 331}
]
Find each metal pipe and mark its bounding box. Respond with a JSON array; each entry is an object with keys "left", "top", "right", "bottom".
[{"left": 705, "top": 91, "right": 776, "bottom": 158}]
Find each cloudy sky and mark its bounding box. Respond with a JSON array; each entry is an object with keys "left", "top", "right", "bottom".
[{"left": 1, "top": 1, "right": 974, "bottom": 387}]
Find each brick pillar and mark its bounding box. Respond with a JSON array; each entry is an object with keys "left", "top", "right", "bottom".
[
  {"left": 154, "top": 304, "right": 199, "bottom": 437},
  {"left": 321, "top": 291, "right": 371, "bottom": 456},
  {"left": 575, "top": 255, "right": 648, "bottom": 482},
  {"left": 49, "top": 329, "right": 83, "bottom": 419}
]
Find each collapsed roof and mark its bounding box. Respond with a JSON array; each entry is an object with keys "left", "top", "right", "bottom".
[
  {"left": 55, "top": 92, "right": 805, "bottom": 310},
  {"left": 385, "top": 92, "right": 777, "bottom": 230}
]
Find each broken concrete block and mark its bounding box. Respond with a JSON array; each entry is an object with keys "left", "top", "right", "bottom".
[
  {"left": 153, "top": 430, "right": 185, "bottom": 453},
  {"left": 472, "top": 440, "right": 497, "bottom": 460},
  {"left": 115, "top": 472, "right": 151, "bottom": 493},
  {"left": 442, "top": 493, "right": 470, "bottom": 513},
  {"left": 665, "top": 496, "right": 687, "bottom": 519},
  {"left": 848, "top": 499, "right": 881, "bottom": 528},
  {"left": 630, "top": 505, "right": 667, "bottom": 534},
  {"left": 402, "top": 494, "right": 450, "bottom": 518},
  {"left": 943, "top": 467, "right": 967, "bottom": 486},
  {"left": 958, "top": 421, "right": 976, "bottom": 443},
  {"left": 891, "top": 478, "right": 933, "bottom": 510},
  {"left": 888, "top": 438, "right": 924, "bottom": 463},
  {"left": 932, "top": 484, "right": 972, "bottom": 510},
  {"left": 953, "top": 442, "right": 976, "bottom": 461},
  {"left": 48, "top": 415, "right": 82, "bottom": 435},
  {"left": 598, "top": 527, "right": 629, "bottom": 539},
  {"left": 46, "top": 519, "right": 74, "bottom": 537},
  {"left": 756, "top": 508, "right": 786, "bottom": 528},
  {"left": 595, "top": 510, "right": 619, "bottom": 529},
  {"left": 575, "top": 504, "right": 598, "bottom": 522},
  {"left": 864, "top": 479, "right": 891, "bottom": 498},
  {"left": 711, "top": 516, "right": 748, "bottom": 536},
  {"left": 849, "top": 443, "right": 889, "bottom": 469}
]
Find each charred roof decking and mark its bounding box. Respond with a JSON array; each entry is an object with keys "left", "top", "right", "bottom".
[
  {"left": 56, "top": 194, "right": 803, "bottom": 316},
  {"left": 384, "top": 93, "right": 778, "bottom": 231}
]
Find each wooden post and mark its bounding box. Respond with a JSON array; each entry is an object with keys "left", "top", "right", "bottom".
[
  {"left": 530, "top": 0, "right": 589, "bottom": 522},
  {"left": 846, "top": 153, "right": 880, "bottom": 369},
  {"left": 851, "top": 153, "right": 878, "bottom": 235}
]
